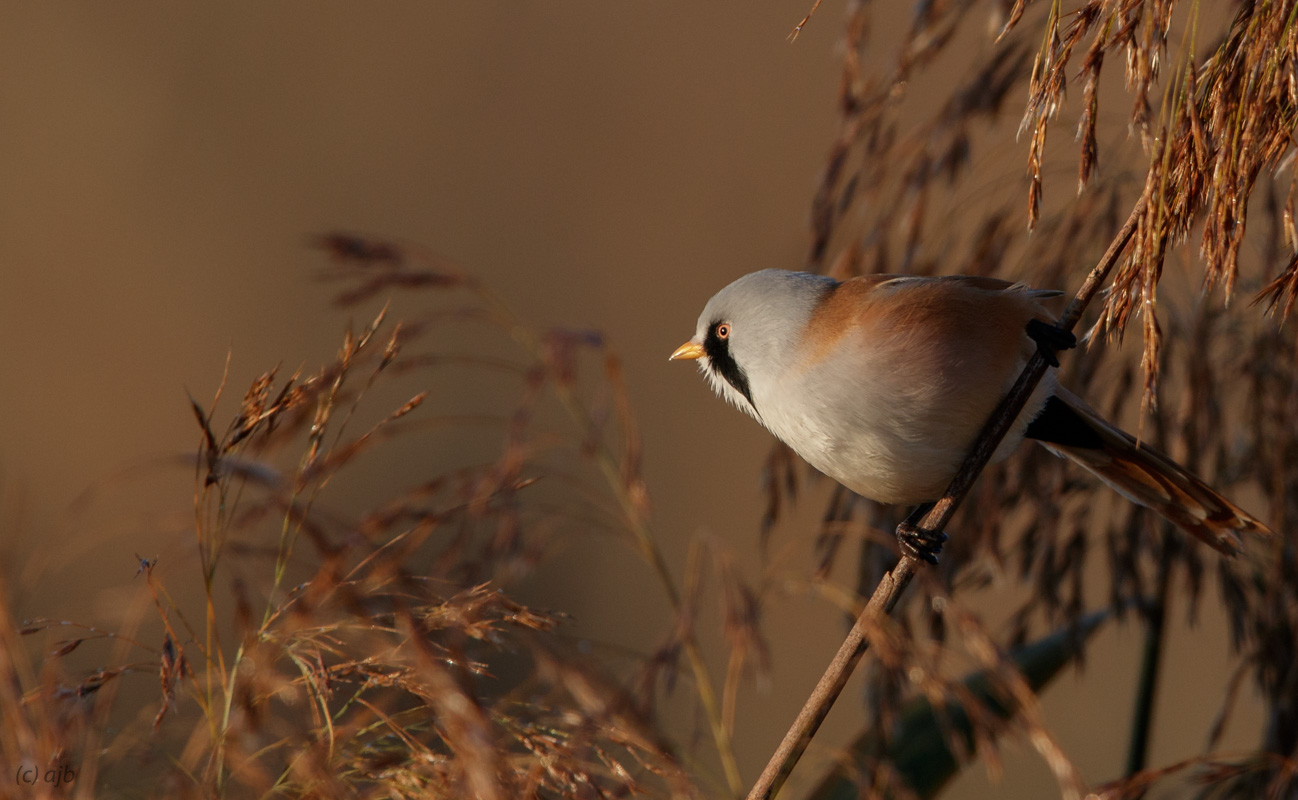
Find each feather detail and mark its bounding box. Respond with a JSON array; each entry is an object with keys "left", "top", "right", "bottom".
[
  {"left": 797, "top": 273, "right": 1062, "bottom": 373},
  {"left": 1029, "top": 388, "right": 1271, "bottom": 555}
]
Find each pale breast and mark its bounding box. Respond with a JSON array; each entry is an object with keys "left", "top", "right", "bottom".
[{"left": 758, "top": 275, "right": 1058, "bottom": 504}]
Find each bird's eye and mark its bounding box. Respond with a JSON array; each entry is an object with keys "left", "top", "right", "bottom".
[{"left": 716, "top": 323, "right": 730, "bottom": 339}]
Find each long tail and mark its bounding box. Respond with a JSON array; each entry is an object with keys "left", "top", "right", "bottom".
[{"left": 1024, "top": 388, "right": 1271, "bottom": 555}]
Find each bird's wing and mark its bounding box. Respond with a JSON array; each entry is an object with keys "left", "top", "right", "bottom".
[{"left": 868, "top": 274, "right": 1064, "bottom": 300}]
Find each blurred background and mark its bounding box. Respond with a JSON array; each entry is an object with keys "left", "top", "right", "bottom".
[{"left": 0, "top": 3, "right": 1266, "bottom": 798}]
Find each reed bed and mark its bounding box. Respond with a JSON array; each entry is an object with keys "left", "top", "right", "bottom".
[{"left": 3, "top": 1, "right": 1297, "bottom": 798}]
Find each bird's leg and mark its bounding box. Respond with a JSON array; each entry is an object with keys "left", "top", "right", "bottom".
[
  {"left": 895, "top": 502, "right": 947, "bottom": 565},
  {"left": 1025, "top": 318, "right": 1077, "bottom": 368}
]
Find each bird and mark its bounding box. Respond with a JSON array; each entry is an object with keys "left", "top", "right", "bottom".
[{"left": 670, "top": 269, "right": 1271, "bottom": 562}]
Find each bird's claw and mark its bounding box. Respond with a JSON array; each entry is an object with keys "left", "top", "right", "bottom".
[
  {"left": 1026, "top": 318, "right": 1076, "bottom": 368},
  {"left": 896, "top": 521, "right": 948, "bottom": 565}
]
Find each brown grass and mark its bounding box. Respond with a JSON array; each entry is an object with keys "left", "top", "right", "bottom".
[
  {"left": 773, "top": 0, "right": 1297, "bottom": 796},
  {"left": 3, "top": 1, "right": 1297, "bottom": 798},
  {"left": 2, "top": 245, "right": 715, "bottom": 798}
]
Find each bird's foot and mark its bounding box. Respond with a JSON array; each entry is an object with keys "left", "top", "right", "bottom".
[
  {"left": 896, "top": 521, "right": 948, "bottom": 565},
  {"left": 1026, "top": 318, "right": 1076, "bottom": 368}
]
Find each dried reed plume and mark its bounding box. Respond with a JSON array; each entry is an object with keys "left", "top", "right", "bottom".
[
  {"left": 767, "top": 0, "right": 1297, "bottom": 797},
  {"left": 2, "top": 2, "right": 1296, "bottom": 799}
]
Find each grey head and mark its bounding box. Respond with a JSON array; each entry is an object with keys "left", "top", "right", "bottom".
[{"left": 671, "top": 269, "right": 836, "bottom": 419}]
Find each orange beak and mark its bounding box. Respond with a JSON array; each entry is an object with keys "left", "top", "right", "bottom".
[{"left": 669, "top": 341, "right": 704, "bottom": 361}]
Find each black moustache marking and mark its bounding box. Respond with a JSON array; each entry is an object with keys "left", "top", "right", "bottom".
[{"left": 703, "top": 320, "right": 755, "bottom": 409}]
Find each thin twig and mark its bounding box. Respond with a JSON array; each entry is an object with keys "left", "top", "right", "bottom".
[
  {"left": 745, "top": 193, "right": 1149, "bottom": 800},
  {"left": 787, "top": 0, "right": 825, "bottom": 42}
]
